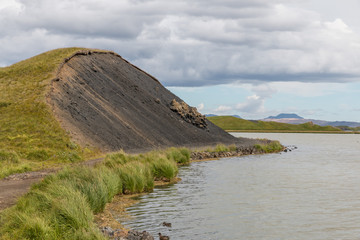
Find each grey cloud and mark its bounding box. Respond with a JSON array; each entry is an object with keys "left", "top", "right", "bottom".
[{"left": 1, "top": 0, "right": 360, "bottom": 88}]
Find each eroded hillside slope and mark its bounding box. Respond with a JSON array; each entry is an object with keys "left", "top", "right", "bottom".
[{"left": 48, "top": 51, "right": 243, "bottom": 152}]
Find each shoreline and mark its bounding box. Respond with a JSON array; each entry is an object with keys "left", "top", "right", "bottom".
[
  {"left": 0, "top": 142, "right": 285, "bottom": 239},
  {"left": 94, "top": 143, "right": 287, "bottom": 239}
]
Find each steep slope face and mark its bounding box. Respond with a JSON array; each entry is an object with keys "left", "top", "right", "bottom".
[{"left": 48, "top": 51, "right": 240, "bottom": 152}]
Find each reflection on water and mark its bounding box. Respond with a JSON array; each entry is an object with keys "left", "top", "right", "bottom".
[{"left": 120, "top": 133, "right": 360, "bottom": 240}]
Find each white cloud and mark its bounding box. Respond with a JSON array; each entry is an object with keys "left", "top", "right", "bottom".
[
  {"left": 251, "top": 84, "right": 277, "bottom": 98},
  {"left": 214, "top": 105, "right": 233, "bottom": 113},
  {"left": 197, "top": 103, "right": 204, "bottom": 111},
  {"left": 236, "top": 95, "right": 265, "bottom": 113},
  {"left": 1, "top": 0, "right": 360, "bottom": 87}
]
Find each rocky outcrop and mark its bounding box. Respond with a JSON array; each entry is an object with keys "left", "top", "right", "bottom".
[
  {"left": 169, "top": 99, "right": 207, "bottom": 129},
  {"left": 190, "top": 146, "right": 259, "bottom": 160},
  {"left": 190, "top": 145, "right": 293, "bottom": 160}
]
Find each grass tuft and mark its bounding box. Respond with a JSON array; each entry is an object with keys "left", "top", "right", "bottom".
[
  {"left": 150, "top": 158, "right": 178, "bottom": 180},
  {"left": 166, "top": 147, "right": 191, "bottom": 165},
  {"left": 255, "top": 141, "right": 284, "bottom": 153}
]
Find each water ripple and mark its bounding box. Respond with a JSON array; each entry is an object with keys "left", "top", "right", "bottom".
[{"left": 120, "top": 133, "right": 360, "bottom": 240}]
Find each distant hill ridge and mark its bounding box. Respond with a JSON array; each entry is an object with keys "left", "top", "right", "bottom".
[
  {"left": 262, "top": 113, "right": 360, "bottom": 128},
  {"left": 206, "top": 114, "right": 242, "bottom": 119},
  {"left": 266, "top": 113, "right": 303, "bottom": 119},
  {"left": 207, "top": 116, "right": 342, "bottom": 132}
]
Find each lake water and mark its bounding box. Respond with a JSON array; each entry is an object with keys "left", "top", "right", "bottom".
[{"left": 121, "top": 133, "right": 360, "bottom": 239}]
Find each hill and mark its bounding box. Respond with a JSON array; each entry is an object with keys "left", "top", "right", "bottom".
[
  {"left": 208, "top": 116, "right": 342, "bottom": 132},
  {"left": 0, "top": 48, "right": 250, "bottom": 178},
  {"left": 0, "top": 48, "right": 87, "bottom": 177},
  {"left": 266, "top": 113, "right": 303, "bottom": 119},
  {"left": 263, "top": 114, "right": 360, "bottom": 128},
  {"left": 206, "top": 114, "right": 242, "bottom": 119},
  {"left": 48, "top": 50, "right": 240, "bottom": 151}
]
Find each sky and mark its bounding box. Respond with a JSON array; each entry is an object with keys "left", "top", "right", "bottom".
[{"left": 1, "top": 0, "right": 360, "bottom": 121}]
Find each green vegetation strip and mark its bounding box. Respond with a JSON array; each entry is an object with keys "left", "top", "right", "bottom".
[
  {"left": 0, "top": 148, "right": 190, "bottom": 240},
  {"left": 208, "top": 116, "right": 342, "bottom": 132},
  {"left": 254, "top": 141, "right": 284, "bottom": 153},
  {"left": 0, "top": 48, "right": 101, "bottom": 179}
]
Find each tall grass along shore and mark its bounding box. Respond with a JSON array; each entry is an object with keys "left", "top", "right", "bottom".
[
  {"left": 0, "top": 148, "right": 190, "bottom": 240},
  {"left": 0, "top": 143, "right": 282, "bottom": 240}
]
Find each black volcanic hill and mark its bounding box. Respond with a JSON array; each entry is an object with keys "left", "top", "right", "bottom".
[{"left": 48, "top": 50, "right": 247, "bottom": 152}]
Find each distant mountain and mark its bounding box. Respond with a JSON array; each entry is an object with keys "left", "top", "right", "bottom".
[
  {"left": 207, "top": 113, "right": 360, "bottom": 128},
  {"left": 205, "top": 114, "right": 242, "bottom": 119},
  {"left": 267, "top": 113, "right": 303, "bottom": 119},
  {"left": 262, "top": 113, "right": 360, "bottom": 128}
]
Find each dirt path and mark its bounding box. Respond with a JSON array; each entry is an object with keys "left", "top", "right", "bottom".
[
  {"left": 0, "top": 158, "right": 105, "bottom": 211},
  {"left": 0, "top": 171, "right": 52, "bottom": 210}
]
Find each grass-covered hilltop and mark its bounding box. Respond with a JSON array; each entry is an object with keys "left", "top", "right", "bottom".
[
  {"left": 0, "top": 48, "right": 262, "bottom": 178},
  {"left": 208, "top": 116, "right": 343, "bottom": 132},
  {"left": 0, "top": 48, "right": 90, "bottom": 178}
]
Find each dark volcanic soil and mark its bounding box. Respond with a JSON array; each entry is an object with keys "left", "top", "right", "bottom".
[{"left": 48, "top": 51, "right": 254, "bottom": 152}]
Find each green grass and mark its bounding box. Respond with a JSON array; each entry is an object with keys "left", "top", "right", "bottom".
[
  {"left": 0, "top": 48, "right": 104, "bottom": 178},
  {"left": 202, "top": 144, "right": 237, "bottom": 153},
  {"left": 337, "top": 125, "right": 360, "bottom": 132},
  {"left": 0, "top": 148, "right": 189, "bottom": 240},
  {"left": 255, "top": 141, "right": 284, "bottom": 153},
  {"left": 208, "top": 116, "right": 342, "bottom": 132},
  {"left": 165, "top": 147, "right": 191, "bottom": 165},
  {"left": 0, "top": 168, "right": 108, "bottom": 239}
]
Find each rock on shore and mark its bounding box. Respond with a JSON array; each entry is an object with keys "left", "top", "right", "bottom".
[{"left": 101, "top": 227, "right": 154, "bottom": 240}]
